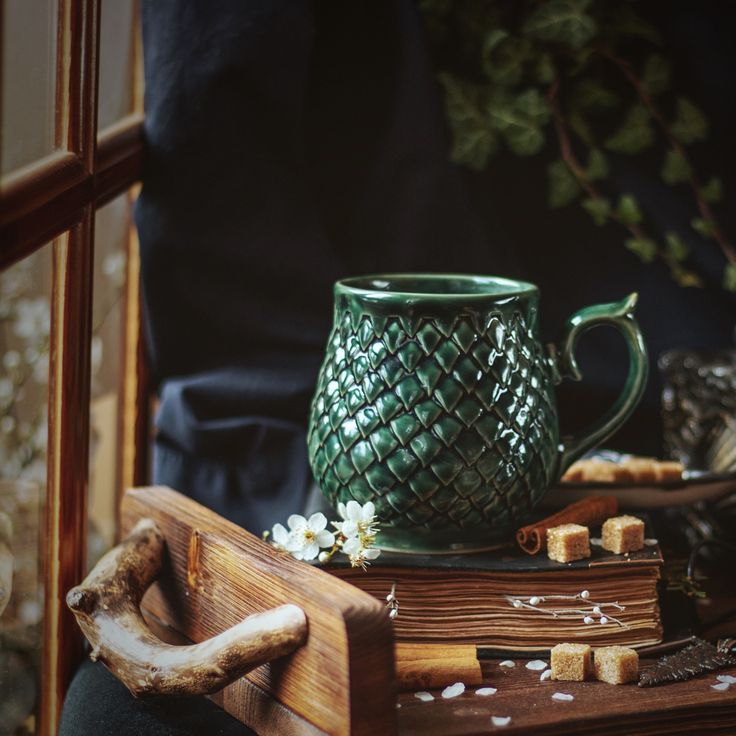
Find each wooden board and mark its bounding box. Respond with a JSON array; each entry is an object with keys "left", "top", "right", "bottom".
[
  {"left": 397, "top": 658, "right": 736, "bottom": 735},
  {"left": 120, "top": 487, "right": 397, "bottom": 736}
]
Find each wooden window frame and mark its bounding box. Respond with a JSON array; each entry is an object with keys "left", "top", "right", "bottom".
[{"left": 0, "top": 1, "right": 146, "bottom": 733}]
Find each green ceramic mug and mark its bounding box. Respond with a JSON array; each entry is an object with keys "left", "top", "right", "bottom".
[{"left": 307, "top": 274, "right": 648, "bottom": 553}]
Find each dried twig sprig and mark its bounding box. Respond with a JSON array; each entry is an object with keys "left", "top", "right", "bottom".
[
  {"left": 386, "top": 583, "right": 399, "bottom": 620},
  {"left": 505, "top": 590, "right": 628, "bottom": 628}
]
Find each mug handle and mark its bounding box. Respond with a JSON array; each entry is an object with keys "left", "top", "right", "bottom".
[{"left": 552, "top": 292, "right": 648, "bottom": 477}]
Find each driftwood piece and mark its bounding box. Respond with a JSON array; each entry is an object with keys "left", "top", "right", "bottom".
[
  {"left": 120, "top": 486, "right": 397, "bottom": 736},
  {"left": 67, "top": 517, "right": 307, "bottom": 697}
]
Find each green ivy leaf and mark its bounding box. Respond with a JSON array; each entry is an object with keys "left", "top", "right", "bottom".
[
  {"left": 610, "top": 5, "right": 662, "bottom": 45},
  {"left": 581, "top": 197, "right": 611, "bottom": 225},
  {"left": 535, "top": 52, "right": 556, "bottom": 84},
  {"left": 439, "top": 74, "right": 498, "bottom": 170},
  {"left": 701, "top": 177, "right": 723, "bottom": 204},
  {"left": 481, "top": 32, "right": 531, "bottom": 85},
  {"left": 522, "top": 0, "right": 597, "bottom": 50},
  {"left": 547, "top": 160, "right": 581, "bottom": 208},
  {"left": 573, "top": 79, "right": 620, "bottom": 111},
  {"left": 625, "top": 237, "right": 658, "bottom": 263},
  {"left": 616, "top": 194, "right": 643, "bottom": 225},
  {"left": 665, "top": 232, "right": 689, "bottom": 262},
  {"left": 585, "top": 148, "right": 609, "bottom": 181},
  {"left": 661, "top": 150, "right": 692, "bottom": 185},
  {"left": 671, "top": 98, "right": 708, "bottom": 144},
  {"left": 641, "top": 54, "right": 670, "bottom": 95},
  {"left": 488, "top": 89, "right": 549, "bottom": 156},
  {"left": 691, "top": 217, "right": 717, "bottom": 238},
  {"left": 724, "top": 263, "right": 736, "bottom": 292},
  {"left": 671, "top": 265, "right": 703, "bottom": 288},
  {"left": 569, "top": 111, "right": 594, "bottom": 146},
  {"left": 605, "top": 104, "right": 654, "bottom": 154}
]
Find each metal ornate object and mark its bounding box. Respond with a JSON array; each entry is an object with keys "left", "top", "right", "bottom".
[
  {"left": 308, "top": 275, "right": 647, "bottom": 553},
  {"left": 660, "top": 348, "right": 736, "bottom": 470}
]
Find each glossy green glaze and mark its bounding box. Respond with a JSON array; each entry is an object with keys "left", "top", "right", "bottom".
[{"left": 307, "top": 275, "right": 647, "bottom": 553}]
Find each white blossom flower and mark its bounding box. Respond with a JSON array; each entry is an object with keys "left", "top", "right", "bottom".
[
  {"left": 335, "top": 500, "right": 377, "bottom": 537},
  {"left": 270, "top": 522, "right": 291, "bottom": 551},
  {"left": 342, "top": 534, "right": 381, "bottom": 568},
  {"left": 284, "top": 513, "right": 335, "bottom": 561}
]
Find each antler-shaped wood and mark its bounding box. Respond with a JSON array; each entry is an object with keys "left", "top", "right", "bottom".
[{"left": 67, "top": 518, "right": 308, "bottom": 697}]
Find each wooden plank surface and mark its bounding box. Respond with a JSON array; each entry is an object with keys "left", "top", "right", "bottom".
[
  {"left": 120, "top": 487, "right": 397, "bottom": 736},
  {"left": 397, "top": 658, "right": 736, "bottom": 735}
]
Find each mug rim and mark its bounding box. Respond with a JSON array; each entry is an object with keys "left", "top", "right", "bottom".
[{"left": 336, "top": 273, "right": 538, "bottom": 300}]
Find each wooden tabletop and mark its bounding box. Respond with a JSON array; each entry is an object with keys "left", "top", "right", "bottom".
[{"left": 396, "top": 659, "right": 736, "bottom": 735}]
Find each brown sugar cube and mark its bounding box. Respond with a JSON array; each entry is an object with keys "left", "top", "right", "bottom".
[
  {"left": 654, "top": 460, "right": 684, "bottom": 482},
  {"left": 551, "top": 643, "right": 592, "bottom": 681},
  {"left": 601, "top": 515, "right": 644, "bottom": 554},
  {"left": 547, "top": 523, "right": 591, "bottom": 563},
  {"left": 594, "top": 646, "right": 639, "bottom": 684}
]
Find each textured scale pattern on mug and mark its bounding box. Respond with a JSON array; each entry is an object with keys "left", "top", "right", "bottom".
[{"left": 308, "top": 310, "right": 559, "bottom": 530}]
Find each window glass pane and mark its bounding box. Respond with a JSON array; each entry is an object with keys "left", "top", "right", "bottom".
[
  {"left": 98, "top": 0, "right": 135, "bottom": 131},
  {"left": 88, "top": 195, "right": 129, "bottom": 565},
  {"left": 1, "top": 0, "right": 58, "bottom": 176},
  {"left": 0, "top": 246, "right": 52, "bottom": 735}
]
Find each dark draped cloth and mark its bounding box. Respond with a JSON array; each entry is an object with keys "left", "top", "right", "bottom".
[{"left": 62, "top": 2, "right": 735, "bottom": 735}]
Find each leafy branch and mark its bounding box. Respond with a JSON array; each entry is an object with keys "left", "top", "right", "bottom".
[{"left": 420, "top": 0, "right": 736, "bottom": 292}]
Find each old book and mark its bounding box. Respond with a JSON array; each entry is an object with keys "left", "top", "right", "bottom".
[{"left": 327, "top": 540, "right": 663, "bottom": 651}]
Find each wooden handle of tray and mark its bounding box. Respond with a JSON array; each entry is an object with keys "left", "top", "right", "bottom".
[{"left": 66, "top": 518, "right": 308, "bottom": 697}]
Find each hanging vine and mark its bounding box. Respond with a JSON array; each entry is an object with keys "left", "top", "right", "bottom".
[{"left": 419, "top": 0, "right": 735, "bottom": 291}]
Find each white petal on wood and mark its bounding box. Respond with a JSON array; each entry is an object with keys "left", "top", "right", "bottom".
[
  {"left": 552, "top": 692, "right": 575, "bottom": 701},
  {"left": 525, "top": 659, "right": 548, "bottom": 671},
  {"left": 540, "top": 669, "right": 552, "bottom": 681},
  {"left": 414, "top": 691, "right": 435, "bottom": 702},
  {"left": 711, "top": 682, "right": 730, "bottom": 692},
  {"left": 475, "top": 687, "right": 498, "bottom": 696},
  {"left": 717, "top": 675, "right": 736, "bottom": 684},
  {"left": 491, "top": 716, "right": 511, "bottom": 727},
  {"left": 441, "top": 682, "right": 465, "bottom": 699},
  {"left": 499, "top": 660, "right": 515, "bottom": 668}
]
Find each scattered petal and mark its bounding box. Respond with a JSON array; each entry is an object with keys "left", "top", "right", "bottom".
[
  {"left": 475, "top": 687, "right": 498, "bottom": 696},
  {"left": 441, "top": 682, "right": 465, "bottom": 699},
  {"left": 552, "top": 692, "right": 574, "bottom": 701},
  {"left": 526, "top": 660, "right": 548, "bottom": 671},
  {"left": 711, "top": 682, "right": 730, "bottom": 692},
  {"left": 491, "top": 716, "right": 511, "bottom": 727},
  {"left": 644, "top": 538, "right": 658, "bottom": 546},
  {"left": 717, "top": 675, "right": 736, "bottom": 684},
  {"left": 590, "top": 538, "right": 602, "bottom": 546},
  {"left": 499, "top": 660, "right": 515, "bottom": 668},
  {"left": 414, "top": 691, "right": 434, "bottom": 702},
  {"left": 540, "top": 669, "right": 552, "bottom": 681}
]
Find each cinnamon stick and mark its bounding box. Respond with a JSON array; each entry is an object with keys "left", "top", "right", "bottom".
[
  {"left": 516, "top": 496, "right": 618, "bottom": 555},
  {"left": 394, "top": 643, "right": 482, "bottom": 690}
]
